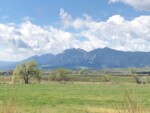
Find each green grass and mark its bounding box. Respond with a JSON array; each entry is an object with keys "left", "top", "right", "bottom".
[
  {"left": 0, "top": 83, "right": 149, "bottom": 113},
  {"left": 48, "top": 74, "right": 150, "bottom": 84}
]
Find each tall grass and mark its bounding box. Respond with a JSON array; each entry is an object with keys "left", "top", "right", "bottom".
[
  {"left": 0, "top": 96, "right": 17, "bottom": 113},
  {"left": 114, "top": 85, "right": 148, "bottom": 113}
]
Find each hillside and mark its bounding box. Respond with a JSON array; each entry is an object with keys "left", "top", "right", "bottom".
[{"left": 1, "top": 47, "right": 150, "bottom": 69}]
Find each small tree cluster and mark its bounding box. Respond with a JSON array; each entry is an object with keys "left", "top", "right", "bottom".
[{"left": 50, "top": 68, "right": 69, "bottom": 81}]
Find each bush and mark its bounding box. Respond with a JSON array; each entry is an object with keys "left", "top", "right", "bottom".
[
  {"left": 133, "top": 75, "right": 147, "bottom": 84},
  {"left": 50, "top": 75, "right": 61, "bottom": 81},
  {"left": 50, "top": 68, "right": 69, "bottom": 82},
  {"left": 103, "top": 74, "right": 111, "bottom": 82},
  {"left": 139, "top": 76, "right": 148, "bottom": 84}
]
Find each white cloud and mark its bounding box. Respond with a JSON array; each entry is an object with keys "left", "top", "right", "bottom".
[
  {"left": 60, "top": 9, "right": 150, "bottom": 52},
  {"left": 109, "top": 0, "right": 150, "bottom": 11},
  {"left": 1, "top": 9, "right": 150, "bottom": 61},
  {"left": 59, "top": 9, "right": 92, "bottom": 29},
  {"left": 60, "top": 8, "right": 72, "bottom": 29},
  {"left": 0, "top": 21, "right": 80, "bottom": 61}
]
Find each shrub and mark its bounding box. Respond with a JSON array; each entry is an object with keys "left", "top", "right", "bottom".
[
  {"left": 103, "top": 74, "right": 111, "bottom": 82},
  {"left": 50, "top": 68, "right": 69, "bottom": 81},
  {"left": 133, "top": 75, "right": 147, "bottom": 84}
]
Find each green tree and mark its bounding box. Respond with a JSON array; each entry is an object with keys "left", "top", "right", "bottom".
[
  {"left": 130, "top": 68, "right": 137, "bottom": 75},
  {"left": 78, "top": 68, "right": 85, "bottom": 75},
  {"left": 50, "top": 68, "right": 69, "bottom": 81},
  {"left": 49, "top": 70, "right": 58, "bottom": 81},
  {"left": 12, "top": 60, "right": 40, "bottom": 84}
]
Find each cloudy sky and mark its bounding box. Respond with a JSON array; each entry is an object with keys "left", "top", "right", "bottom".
[{"left": 0, "top": 0, "right": 150, "bottom": 61}]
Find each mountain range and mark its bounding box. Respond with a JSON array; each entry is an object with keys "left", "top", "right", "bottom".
[{"left": 1, "top": 47, "right": 150, "bottom": 70}]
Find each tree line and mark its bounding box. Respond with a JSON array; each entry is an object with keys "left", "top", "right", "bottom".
[{"left": 11, "top": 60, "right": 150, "bottom": 84}]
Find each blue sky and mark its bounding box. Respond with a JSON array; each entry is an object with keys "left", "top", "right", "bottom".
[
  {"left": 0, "top": 0, "right": 150, "bottom": 61},
  {"left": 1, "top": 0, "right": 149, "bottom": 25}
]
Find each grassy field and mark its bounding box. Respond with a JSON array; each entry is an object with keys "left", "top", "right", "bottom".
[
  {"left": 0, "top": 82, "right": 149, "bottom": 113},
  {"left": 0, "top": 68, "right": 150, "bottom": 113}
]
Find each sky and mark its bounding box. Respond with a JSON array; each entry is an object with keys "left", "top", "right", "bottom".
[{"left": 0, "top": 0, "right": 150, "bottom": 61}]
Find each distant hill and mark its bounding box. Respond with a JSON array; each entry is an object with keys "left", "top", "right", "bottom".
[
  {"left": 1, "top": 47, "right": 150, "bottom": 70},
  {"left": 22, "top": 54, "right": 55, "bottom": 66},
  {"left": 0, "top": 61, "right": 18, "bottom": 70}
]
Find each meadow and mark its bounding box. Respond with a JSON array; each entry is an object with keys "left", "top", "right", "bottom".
[
  {"left": 0, "top": 68, "right": 150, "bottom": 113},
  {"left": 0, "top": 83, "right": 150, "bottom": 113}
]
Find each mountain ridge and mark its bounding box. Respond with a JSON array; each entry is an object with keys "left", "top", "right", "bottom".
[{"left": 1, "top": 47, "right": 150, "bottom": 70}]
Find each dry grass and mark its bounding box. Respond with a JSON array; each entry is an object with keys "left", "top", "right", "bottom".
[{"left": 0, "top": 96, "right": 18, "bottom": 113}]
